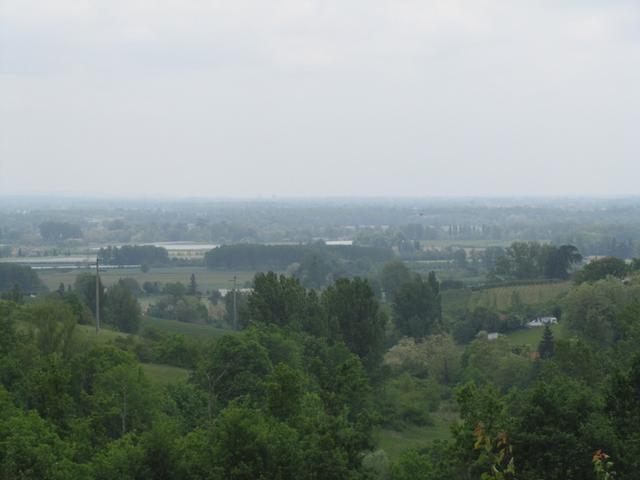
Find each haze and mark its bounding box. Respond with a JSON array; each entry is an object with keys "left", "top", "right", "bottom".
[{"left": 1, "top": 0, "right": 639, "bottom": 198}]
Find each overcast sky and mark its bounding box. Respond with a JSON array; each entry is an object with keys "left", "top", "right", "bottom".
[{"left": 1, "top": 1, "right": 639, "bottom": 198}]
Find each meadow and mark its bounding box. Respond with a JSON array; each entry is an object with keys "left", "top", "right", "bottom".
[
  {"left": 140, "top": 315, "right": 228, "bottom": 338},
  {"left": 38, "top": 266, "right": 257, "bottom": 291}
]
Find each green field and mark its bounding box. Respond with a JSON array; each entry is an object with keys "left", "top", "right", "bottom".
[
  {"left": 141, "top": 363, "right": 190, "bottom": 385},
  {"left": 467, "top": 282, "right": 571, "bottom": 311},
  {"left": 141, "top": 315, "right": 229, "bottom": 338},
  {"left": 38, "top": 266, "right": 257, "bottom": 292},
  {"left": 73, "top": 323, "right": 128, "bottom": 343},
  {"left": 504, "top": 322, "right": 568, "bottom": 348}
]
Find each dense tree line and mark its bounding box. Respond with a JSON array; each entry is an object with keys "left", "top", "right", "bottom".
[
  {"left": 493, "top": 242, "right": 582, "bottom": 280},
  {"left": 0, "top": 263, "right": 47, "bottom": 294},
  {"left": 205, "top": 243, "right": 392, "bottom": 287},
  {"left": 39, "top": 221, "right": 83, "bottom": 241}
]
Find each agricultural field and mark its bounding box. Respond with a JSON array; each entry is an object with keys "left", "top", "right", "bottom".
[
  {"left": 37, "top": 266, "right": 257, "bottom": 292},
  {"left": 466, "top": 281, "right": 571, "bottom": 311}
]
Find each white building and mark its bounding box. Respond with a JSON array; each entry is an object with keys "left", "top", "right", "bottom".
[{"left": 526, "top": 316, "right": 558, "bottom": 328}]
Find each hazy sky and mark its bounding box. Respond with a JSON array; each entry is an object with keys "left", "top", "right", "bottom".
[{"left": 1, "top": 1, "right": 639, "bottom": 198}]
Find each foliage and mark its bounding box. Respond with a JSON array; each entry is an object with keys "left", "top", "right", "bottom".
[
  {"left": 39, "top": 221, "right": 82, "bottom": 241},
  {"left": 494, "top": 242, "right": 581, "bottom": 280},
  {"left": 0, "top": 263, "right": 46, "bottom": 294},
  {"left": 248, "top": 272, "right": 307, "bottom": 330},
  {"left": 537, "top": 325, "right": 554, "bottom": 359},
  {"left": 379, "top": 261, "right": 413, "bottom": 298},
  {"left": 384, "top": 335, "right": 460, "bottom": 384},
  {"left": 392, "top": 273, "right": 442, "bottom": 338},
  {"left": 104, "top": 280, "right": 142, "bottom": 333},
  {"left": 563, "top": 278, "right": 640, "bottom": 346},
  {"left": 99, "top": 244, "right": 169, "bottom": 267},
  {"left": 323, "top": 277, "right": 387, "bottom": 373},
  {"left": 575, "top": 257, "right": 629, "bottom": 284}
]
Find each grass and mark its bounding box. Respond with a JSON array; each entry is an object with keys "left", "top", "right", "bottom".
[
  {"left": 38, "top": 266, "right": 257, "bottom": 292},
  {"left": 141, "top": 363, "right": 190, "bottom": 385},
  {"left": 374, "top": 404, "right": 457, "bottom": 461},
  {"left": 73, "top": 323, "right": 129, "bottom": 343},
  {"left": 504, "top": 322, "right": 568, "bottom": 348},
  {"left": 140, "top": 316, "right": 229, "bottom": 338},
  {"left": 441, "top": 281, "right": 570, "bottom": 319}
]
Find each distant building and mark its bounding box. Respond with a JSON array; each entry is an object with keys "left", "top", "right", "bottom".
[
  {"left": 526, "top": 316, "right": 558, "bottom": 328},
  {"left": 218, "top": 288, "right": 253, "bottom": 297},
  {"left": 487, "top": 332, "right": 499, "bottom": 341}
]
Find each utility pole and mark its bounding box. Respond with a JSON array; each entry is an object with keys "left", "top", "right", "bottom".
[
  {"left": 232, "top": 275, "right": 237, "bottom": 330},
  {"left": 95, "top": 258, "right": 100, "bottom": 335}
]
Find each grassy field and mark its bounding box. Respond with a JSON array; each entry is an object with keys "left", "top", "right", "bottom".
[
  {"left": 38, "top": 266, "right": 257, "bottom": 291},
  {"left": 141, "top": 315, "right": 229, "bottom": 338},
  {"left": 141, "top": 363, "right": 190, "bottom": 385},
  {"left": 73, "top": 323, "right": 128, "bottom": 343},
  {"left": 375, "top": 404, "right": 457, "bottom": 460},
  {"left": 504, "top": 322, "right": 569, "bottom": 348},
  {"left": 467, "top": 282, "right": 571, "bottom": 311}
]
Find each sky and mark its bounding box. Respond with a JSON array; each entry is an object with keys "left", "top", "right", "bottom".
[{"left": 1, "top": 0, "right": 639, "bottom": 198}]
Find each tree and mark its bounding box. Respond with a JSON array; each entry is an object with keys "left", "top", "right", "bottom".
[
  {"left": 162, "top": 282, "right": 187, "bottom": 297},
  {"left": 563, "top": 278, "right": 640, "bottom": 346},
  {"left": 0, "top": 264, "right": 46, "bottom": 294},
  {"left": 194, "top": 334, "right": 272, "bottom": 415},
  {"left": 575, "top": 257, "right": 629, "bottom": 284},
  {"left": 188, "top": 273, "right": 198, "bottom": 296},
  {"left": 384, "top": 334, "right": 460, "bottom": 384},
  {"left": 0, "top": 283, "right": 23, "bottom": 303},
  {"left": 98, "top": 245, "right": 169, "bottom": 267},
  {"left": 23, "top": 301, "right": 77, "bottom": 357},
  {"left": 74, "top": 273, "right": 105, "bottom": 319},
  {"left": 392, "top": 273, "right": 441, "bottom": 338},
  {"left": 209, "top": 404, "right": 303, "bottom": 480},
  {"left": 104, "top": 280, "right": 141, "bottom": 333},
  {"left": 544, "top": 245, "right": 582, "bottom": 279},
  {"left": 90, "top": 434, "right": 147, "bottom": 480},
  {"left": 606, "top": 355, "right": 640, "bottom": 477},
  {"left": 0, "top": 406, "right": 79, "bottom": 479},
  {"left": 379, "top": 260, "right": 412, "bottom": 298},
  {"left": 537, "top": 325, "right": 555, "bottom": 359},
  {"left": 322, "top": 277, "right": 386, "bottom": 372},
  {"left": 39, "top": 221, "right": 82, "bottom": 241},
  {"left": 93, "top": 364, "right": 155, "bottom": 438},
  {"left": 510, "top": 373, "right": 611, "bottom": 480},
  {"left": 266, "top": 363, "right": 305, "bottom": 420},
  {"left": 248, "top": 272, "right": 307, "bottom": 330}
]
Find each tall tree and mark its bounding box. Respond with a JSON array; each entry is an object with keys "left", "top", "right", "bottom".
[
  {"left": 74, "top": 273, "right": 105, "bottom": 319},
  {"left": 322, "top": 277, "right": 386, "bottom": 372},
  {"left": 538, "top": 325, "right": 555, "bottom": 359},
  {"left": 104, "top": 280, "right": 141, "bottom": 333},
  {"left": 392, "top": 273, "right": 441, "bottom": 338},
  {"left": 188, "top": 273, "right": 198, "bottom": 296},
  {"left": 379, "top": 261, "right": 412, "bottom": 298},
  {"left": 248, "top": 272, "right": 307, "bottom": 330}
]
